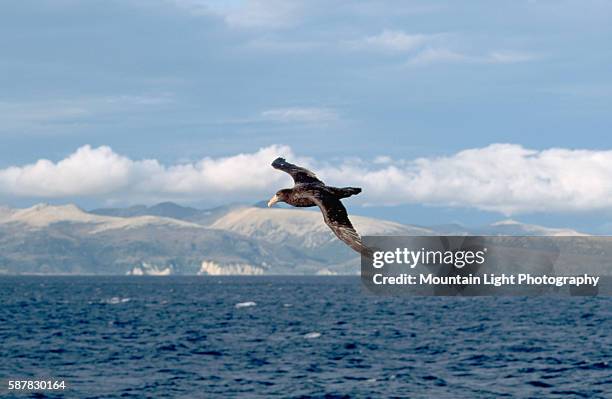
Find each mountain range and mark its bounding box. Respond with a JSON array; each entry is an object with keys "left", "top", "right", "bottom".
[{"left": 0, "top": 202, "right": 585, "bottom": 275}]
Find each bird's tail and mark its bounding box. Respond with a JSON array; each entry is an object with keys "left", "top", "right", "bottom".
[{"left": 335, "top": 187, "right": 362, "bottom": 199}]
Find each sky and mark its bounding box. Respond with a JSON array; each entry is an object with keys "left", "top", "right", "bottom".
[{"left": 1, "top": 0, "right": 612, "bottom": 232}]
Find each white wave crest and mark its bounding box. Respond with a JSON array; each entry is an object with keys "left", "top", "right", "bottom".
[
  {"left": 104, "top": 297, "right": 131, "bottom": 305},
  {"left": 303, "top": 332, "right": 321, "bottom": 339},
  {"left": 235, "top": 301, "right": 257, "bottom": 309}
]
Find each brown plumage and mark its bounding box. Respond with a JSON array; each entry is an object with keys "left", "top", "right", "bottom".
[{"left": 268, "top": 157, "right": 371, "bottom": 256}]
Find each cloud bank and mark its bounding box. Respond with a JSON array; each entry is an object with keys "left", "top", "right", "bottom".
[
  {"left": 0, "top": 145, "right": 295, "bottom": 203},
  {"left": 2, "top": 143, "right": 612, "bottom": 215}
]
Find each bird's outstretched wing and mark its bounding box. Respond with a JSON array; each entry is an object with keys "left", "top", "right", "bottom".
[
  {"left": 311, "top": 193, "right": 372, "bottom": 257},
  {"left": 271, "top": 157, "right": 323, "bottom": 185}
]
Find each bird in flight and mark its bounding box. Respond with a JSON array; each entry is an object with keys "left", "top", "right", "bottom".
[{"left": 268, "top": 157, "right": 371, "bottom": 256}]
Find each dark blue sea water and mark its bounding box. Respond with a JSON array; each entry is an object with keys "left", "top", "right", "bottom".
[{"left": 0, "top": 276, "right": 610, "bottom": 398}]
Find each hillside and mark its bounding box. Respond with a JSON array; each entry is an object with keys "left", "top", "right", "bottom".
[{"left": 0, "top": 202, "right": 587, "bottom": 275}]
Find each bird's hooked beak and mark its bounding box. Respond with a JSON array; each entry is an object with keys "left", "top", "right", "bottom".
[{"left": 267, "top": 194, "right": 279, "bottom": 207}]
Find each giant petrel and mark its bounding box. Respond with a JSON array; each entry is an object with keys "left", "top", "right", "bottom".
[{"left": 267, "top": 157, "right": 371, "bottom": 256}]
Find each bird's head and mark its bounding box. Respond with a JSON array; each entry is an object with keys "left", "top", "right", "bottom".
[{"left": 267, "top": 189, "right": 291, "bottom": 207}]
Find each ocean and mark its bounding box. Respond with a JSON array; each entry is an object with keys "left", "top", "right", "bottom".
[{"left": 1, "top": 276, "right": 610, "bottom": 398}]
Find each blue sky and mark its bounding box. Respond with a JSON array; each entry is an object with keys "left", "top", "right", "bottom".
[{"left": 1, "top": 0, "right": 612, "bottom": 232}]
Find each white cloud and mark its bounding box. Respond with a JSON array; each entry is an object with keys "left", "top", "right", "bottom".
[
  {"left": 353, "top": 30, "right": 435, "bottom": 52},
  {"left": 3, "top": 143, "right": 612, "bottom": 215},
  {"left": 170, "top": 0, "right": 302, "bottom": 29},
  {"left": 170, "top": 1, "right": 440, "bottom": 30},
  {"left": 0, "top": 146, "right": 133, "bottom": 197},
  {"left": 319, "top": 144, "right": 612, "bottom": 215},
  {"left": 407, "top": 48, "right": 537, "bottom": 66},
  {"left": 261, "top": 107, "right": 338, "bottom": 123},
  {"left": 222, "top": 0, "right": 302, "bottom": 29},
  {"left": 0, "top": 144, "right": 298, "bottom": 202},
  {"left": 347, "top": 30, "right": 536, "bottom": 66}
]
